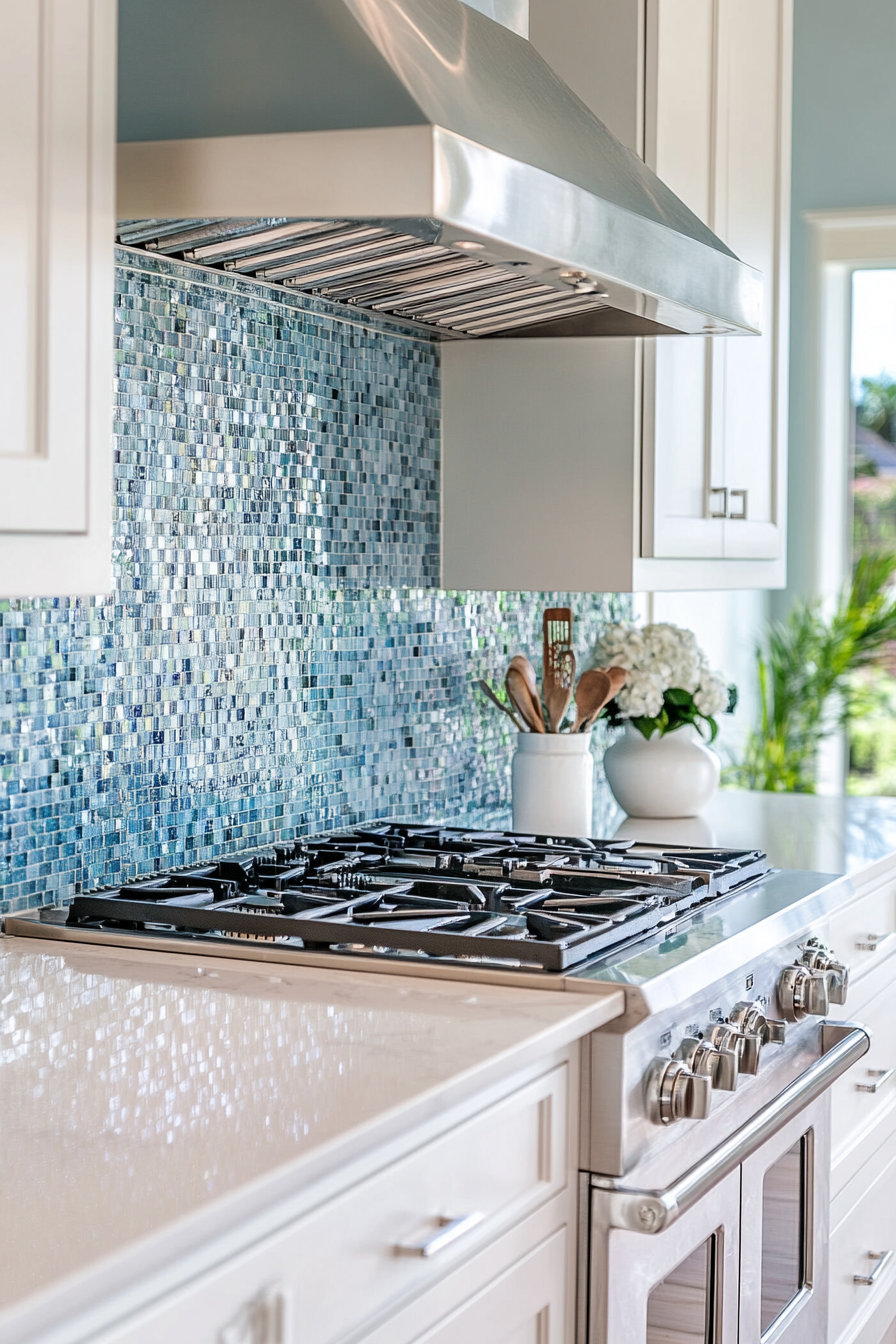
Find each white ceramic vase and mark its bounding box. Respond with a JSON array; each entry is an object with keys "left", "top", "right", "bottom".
[
  {"left": 511, "top": 732, "right": 593, "bottom": 836},
  {"left": 602, "top": 723, "right": 720, "bottom": 818}
]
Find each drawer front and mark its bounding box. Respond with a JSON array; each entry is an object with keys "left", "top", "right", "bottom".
[
  {"left": 98, "top": 1065, "right": 568, "bottom": 1344},
  {"left": 830, "top": 1126, "right": 896, "bottom": 1344},
  {"left": 829, "top": 878, "right": 896, "bottom": 981},
  {"left": 831, "top": 969, "right": 896, "bottom": 1169},
  {"left": 409, "top": 1227, "right": 567, "bottom": 1344}
]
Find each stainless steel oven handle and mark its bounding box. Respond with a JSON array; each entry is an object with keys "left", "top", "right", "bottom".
[{"left": 593, "top": 1022, "right": 870, "bottom": 1236}]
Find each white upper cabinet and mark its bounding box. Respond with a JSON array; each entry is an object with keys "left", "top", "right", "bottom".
[
  {"left": 0, "top": 0, "right": 116, "bottom": 597},
  {"left": 442, "top": 0, "right": 792, "bottom": 592},
  {"left": 647, "top": 0, "right": 791, "bottom": 566}
]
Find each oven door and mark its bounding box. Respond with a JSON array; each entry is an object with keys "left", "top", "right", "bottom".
[
  {"left": 583, "top": 1024, "right": 868, "bottom": 1344},
  {"left": 592, "top": 1167, "right": 742, "bottom": 1344},
  {"left": 738, "top": 1094, "right": 829, "bottom": 1344}
]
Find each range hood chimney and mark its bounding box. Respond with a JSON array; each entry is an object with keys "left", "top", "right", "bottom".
[{"left": 116, "top": 0, "right": 762, "bottom": 341}]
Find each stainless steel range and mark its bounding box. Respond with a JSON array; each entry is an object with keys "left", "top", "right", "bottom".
[{"left": 3, "top": 824, "right": 870, "bottom": 1343}]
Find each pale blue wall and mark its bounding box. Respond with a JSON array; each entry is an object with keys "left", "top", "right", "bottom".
[{"left": 781, "top": 0, "right": 896, "bottom": 612}]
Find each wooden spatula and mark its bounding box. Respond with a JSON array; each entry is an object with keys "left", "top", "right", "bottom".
[
  {"left": 542, "top": 608, "right": 575, "bottom": 731},
  {"left": 546, "top": 648, "right": 576, "bottom": 731}
]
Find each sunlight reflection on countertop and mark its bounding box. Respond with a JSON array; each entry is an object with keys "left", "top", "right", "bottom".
[{"left": 0, "top": 937, "right": 620, "bottom": 1316}]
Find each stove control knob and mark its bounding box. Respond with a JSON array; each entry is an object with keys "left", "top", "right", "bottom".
[
  {"left": 647, "top": 1058, "right": 713, "bottom": 1125},
  {"left": 709, "top": 1023, "right": 762, "bottom": 1077},
  {"left": 730, "top": 1000, "right": 787, "bottom": 1049},
  {"left": 778, "top": 964, "right": 830, "bottom": 1022},
  {"left": 675, "top": 1035, "right": 739, "bottom": 1092},
  {"left": 799, "top": 938, "right": 850, "bottom": 1006}
]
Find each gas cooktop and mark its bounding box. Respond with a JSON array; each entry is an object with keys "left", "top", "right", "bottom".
[{"left": 32, "top": 826, "right": 770, "bottom": 975}]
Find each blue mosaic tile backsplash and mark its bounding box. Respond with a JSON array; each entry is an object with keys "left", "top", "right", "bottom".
[{"left": 0, "top": 250, "right": 630, "bottom": 913}]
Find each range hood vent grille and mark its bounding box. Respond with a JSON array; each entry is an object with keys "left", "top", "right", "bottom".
[{"left": 117, "top": 217, "right": 611, "bottom": 338}]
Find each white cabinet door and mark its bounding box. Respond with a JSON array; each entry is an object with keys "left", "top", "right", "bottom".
[
  {"left": 409, "top": 1229, "right": 567, "bottom": 1344},
  {"left": 644, "top": 0, "right": 724, "bottom": 560},
  {"left": 715, "top": 0, "right": 791, "bottom": 561},
  {"left": 0, "top": 0, "right": 115, "bottom": 595},
  {"left": 645, "top": 0, "right": 791, "bottom": 563}
]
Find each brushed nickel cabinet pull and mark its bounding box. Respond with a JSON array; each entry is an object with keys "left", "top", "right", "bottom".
[
  {"left": 854, "top": 1250, "right": 894, "bottom": 1286},
  {"left": 708, "top": 486, "right": 728, "bottom": 518},
  {"left": 856, "top": 1067, "right": 896, "bottom": 1094},
  {"left": 396, "top": 1211, "right": 485, "bottom": 1258},
  {"left": 728, "top": 488, "right": 748, "bottom": 519},
  {"left": 856, "top": 932, "right": 896, "bottom": 954}
]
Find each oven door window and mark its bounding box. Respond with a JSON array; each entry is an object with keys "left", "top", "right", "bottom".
[
  {"left": 646, "top": 1233, "right": 721, "bottom": 1343},
  {"left": 760, "top": 1133, "right": 813, "bottom": 1336}
]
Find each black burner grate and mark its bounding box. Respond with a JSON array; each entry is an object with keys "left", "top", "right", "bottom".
[{"left": 64, "top": 827, "right": 769, "bottom": 973}]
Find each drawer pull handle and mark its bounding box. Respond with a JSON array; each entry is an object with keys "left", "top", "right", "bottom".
[
  {"left": 856, "top": 932, "right": 896, "bottom": 954},
  {"left": 708, "top": 486, "right": 728, "bottom": 519},
  {"left": 854, "top": 1250, "right": 894, "bottom": 1286},
  {"left": 728, "top": 489, "right": 748, "bottom": 520},
  {"left": 856, "top": 1068, "right": 896, "bottom": 1094},
  {"left": 218, "top": 1284, "right": 289, "bottom": 1343},
  {"left": 396, "top": 1212, "right": 485, "bottom": 1258}
]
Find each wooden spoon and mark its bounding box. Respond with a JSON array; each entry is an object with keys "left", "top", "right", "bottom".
[
  {"left": 508, "top": 655, "right": 543, "bottom": 728},
  {"left": 603, "top": 665, "right": 628, "bottom": 699},
  {"left": 570, "top": 668, "right": 612, "bottom": 734},
  {"left": 478, "top": 679, "right": 526, "bottom": 733},
  {"left": 506, "top": 667, "right": 545, "bottom": 733}
]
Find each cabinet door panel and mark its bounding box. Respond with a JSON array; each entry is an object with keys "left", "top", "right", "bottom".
[
  {"left": 411, "top": 1229, "right": 566, "bottom": 1344},
  {"left": 646, "top": 0, "right": 790, "bottom": 565},
  {"left": 646, "top": 0, "right": 724, "bottom": 560},
  {"left": 0, "top": 0, "right": 95, "bottom": 533},
  {"left": 0, "top": 0, "right": 115, "bottom": 595},
  {"left": 717, "top": 0, "right": 788, "bottom": 560}
]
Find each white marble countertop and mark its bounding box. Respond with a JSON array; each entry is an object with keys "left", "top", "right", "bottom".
[
  {"left": 610, "top": 788, "right": 896, "bottom": 879},
  {"left": 0, "top": 936, "right": 621, "bottom": 1336}
]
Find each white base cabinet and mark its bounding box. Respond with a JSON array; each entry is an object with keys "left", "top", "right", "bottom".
[
  {"left": 442, "top": 0, "right": 792, "bottom": 593},
  {"left": 828, "top": 868, "right": 896, "bottom": 1344},
  {"left": 0, "top": 0, "right": 116, "bottom": 598},
  {"left": 58, "top": 1055, "right": 577, "bottom": 1344}
]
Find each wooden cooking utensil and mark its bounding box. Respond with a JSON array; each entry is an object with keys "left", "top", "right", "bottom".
[
  {"left": 570, "top": 668, "right": 612, "bottom": 734},
  {"left": 506, "top": 667, "right": 545, "bottom": 733},
  {"left": 478, "top": 679, "right": 527, "bottom": 733},
  {"left": 603, "top": 665, "right": 628, "bottom": 699},
  {"left": 542, "top": 608, "right": 575, "bottom": 731},
  {"left": 508, "top": 654, "right": 543, "bottom": 728},
  {"left": 546, "top": 648, "right": 576, "bottom": 732}
]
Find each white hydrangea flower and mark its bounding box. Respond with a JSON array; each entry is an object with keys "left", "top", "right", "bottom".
[{"left": 593, "top": 622, "right": 730, "bottom": 727}]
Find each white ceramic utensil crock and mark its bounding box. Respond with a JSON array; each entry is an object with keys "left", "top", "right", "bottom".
[
  {"left": 511, "top": 732, "right": 593, "bottom": 835},
  {"left": 602, "top": 722, "right": 720, "bottom": 818}
]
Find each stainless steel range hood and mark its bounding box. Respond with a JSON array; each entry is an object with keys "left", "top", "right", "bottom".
[{"left": 116, "top": 0, "right": 762, "bottom": 340}]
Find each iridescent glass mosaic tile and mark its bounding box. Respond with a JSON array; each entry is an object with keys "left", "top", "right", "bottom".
[{"left": 0, "top": 251, "right": 630, "bottom": 912}]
